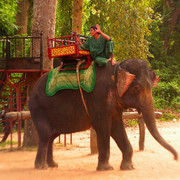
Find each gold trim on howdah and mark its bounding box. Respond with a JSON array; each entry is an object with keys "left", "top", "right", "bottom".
[
  {"left": 50, "top": 45, "right": 76, "bottom": 57},
  {"left": 79, "top": 50, "right": 90, "bottom": 55}
]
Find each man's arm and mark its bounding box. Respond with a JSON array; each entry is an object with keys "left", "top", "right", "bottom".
[
  {"left": 96, "top": 24, "right": 110, "bottom": 41},
  {"left": 77, "top": 36, "right": 85, "bottom": 48}
]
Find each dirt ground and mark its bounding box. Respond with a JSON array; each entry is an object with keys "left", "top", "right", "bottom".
[{"left": 0, "top": 120, "right": 180, "bottom": 180}]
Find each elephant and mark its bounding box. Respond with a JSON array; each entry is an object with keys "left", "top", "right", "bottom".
[
  {"left": 0, "top": 124, "right": 11, "bottom": 143},
  {"left": 29, "top": 59, "right": 178, "bottom": 170},
  {"left": 0, "top": 108, "right": 14, "bottom": 143}
]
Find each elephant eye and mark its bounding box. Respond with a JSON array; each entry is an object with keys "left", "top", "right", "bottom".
[{"left": 131, "top": 85, "right": 141, "bottom": 95}]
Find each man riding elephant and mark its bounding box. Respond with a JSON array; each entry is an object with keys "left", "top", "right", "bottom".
[{"left": 77, "top": 24, "right": 116, "bottom": 66}]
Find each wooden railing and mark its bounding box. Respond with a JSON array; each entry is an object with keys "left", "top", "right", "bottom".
[
  {"left": 0, "top": 34, "right": 43, "bottom": 70},
  {"left": 1, "top": 111, "right": 162, "bottom": 151}
]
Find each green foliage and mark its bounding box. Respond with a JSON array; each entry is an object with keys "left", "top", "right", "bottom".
[
  {"left": 108, "top": 1, "right": 153, "bottom": 61},
  {"left": 0, "top": 0, "right": 18, "bottom": 36},
  {"left": 160, "top": 113, "right": 178, "bottom": 121},
  {"left": 125, "top": 119, "right": 138, "bottom": 127},
  {"left": 153, "top": 81, "right": 180, "bottom": 110},
  {"left": 56, "top": 0, "right": 73, "bottom": 36},
  {"left": 149, "top": 0, "right": 180, "bottom": 111},
  {"left": 83, "top": 0, "right": 153, "bottom": 61}
]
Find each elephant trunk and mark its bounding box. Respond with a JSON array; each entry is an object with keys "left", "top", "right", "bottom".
[{"left": 140, "top": 93, "right": 178, "bottom": 160}]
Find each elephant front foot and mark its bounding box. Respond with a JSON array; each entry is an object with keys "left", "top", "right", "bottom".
[
  {"left": 47, "top": 160, "right": 58, "bottom": 168},
  {"left": 120, "top": 160, "right": 134, "bottom": 170},
  {"left": 97, "top": 162, "right": 114, "bottom": 171},
  {"left": 35, "top": 161, "right": 48, "bottom": 169}
]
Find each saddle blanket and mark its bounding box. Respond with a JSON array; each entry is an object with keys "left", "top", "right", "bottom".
[{"left": 46, "top": 61, "right": 96, "bottom": 96}]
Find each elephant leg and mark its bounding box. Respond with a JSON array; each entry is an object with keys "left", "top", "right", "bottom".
[
  {"left": 47, "top": 134, "right": 59, "bottom": 168},
  {"left": 95, "top": 123, "right": 113, "bottom": 171},
  {"left": 111, "top": 116, "right": 134, "bottom": 170},
  {"left": 34, "top": 118, "right": 52, "bottom": 169},
  {"left": 1, "top": 120, "right": 16, "bottom": 143},
  {"left": 0, "top": 132, "right": 9, "bottom": 143},
  {"left": 35, "top": 139, "right": 49, "bottom": 169}
]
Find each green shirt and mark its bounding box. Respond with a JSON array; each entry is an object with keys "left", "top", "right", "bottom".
[
  {"left": 83, "top": 35, "right": 108, "bottom": 60},
  {"left": 79, "top": 35, "right": 114, "bottom": 66}
]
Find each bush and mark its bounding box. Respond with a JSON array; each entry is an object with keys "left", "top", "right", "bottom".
[
  {"left": 160, "top": 113, "right": 178, "bottom": 121},
  {"left": 171, "top": 97, "right": 180, "bottom": 112},
  {"left": 153, "top": 81, "right": 180, "bottom": 110}
]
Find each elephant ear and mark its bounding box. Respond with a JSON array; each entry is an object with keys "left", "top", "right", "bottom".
[
  {"left": 115, "top": 67, "right": 135, "bottom": 97},
  {"left": 152, "top": 73, "right": 159, "bottom": 88}
]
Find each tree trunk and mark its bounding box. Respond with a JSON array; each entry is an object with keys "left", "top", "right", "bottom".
[
  {"left": 15, "top": 0, "right": 31, "bottom": 56},
  {"left": 23, "top": 0, "right": 57, "bottom": 147},
  {"left": 72, "top": 0, "right": 83, "bottom": 34},
  {"left": 31, "top": 0, "right": 57, "bottom": 69},
  {"left": 163, "top": 0, "right": 180, "bottom": 51},
  {"left": 23, "top": 73, "right": 39, "bottom": 147},
  {"left": 16, "top": 0, "right": 31, "bottom": 35}
]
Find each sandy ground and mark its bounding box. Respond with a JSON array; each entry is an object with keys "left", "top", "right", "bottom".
[{"left": 0, "top": 120, "right": 180, "bottom": 180}]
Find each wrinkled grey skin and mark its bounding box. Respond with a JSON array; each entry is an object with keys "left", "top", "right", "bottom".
[{"left": 29, "top": 59, "right": 178, "bottom": 170}]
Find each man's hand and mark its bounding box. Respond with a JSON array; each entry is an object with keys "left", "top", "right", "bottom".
[
  {"left": 95, "top": 24, "right": 101, "bottom": 34},
  {"left": 95, "top": 24, "right": 110, "bottom": 41},
  {"left": 77, "top": 35, "right": 85, "bottom": 48}
]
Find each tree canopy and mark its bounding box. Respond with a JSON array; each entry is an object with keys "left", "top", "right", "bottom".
[{"left": 0, "top": 0, "right": 18, "bottom": 35}]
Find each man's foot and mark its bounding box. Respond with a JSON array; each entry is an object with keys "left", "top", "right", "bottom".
[{"left": 108, "top": 58, "right": 117, "bottom": 66}]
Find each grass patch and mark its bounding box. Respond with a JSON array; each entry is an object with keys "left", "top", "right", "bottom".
[
  {"left": 125, "top": 119, "right": 138, "bottom": 127},
  {"left": 0, "top": 140, "right": 18, "bottom": 151},
  {"left": 0, "top": 140, "right": 17, "bottom": 147}
]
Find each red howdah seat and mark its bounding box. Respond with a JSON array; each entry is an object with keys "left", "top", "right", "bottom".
[{"left": 47, "top": 32, "right": 92, "bottom": 71}]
